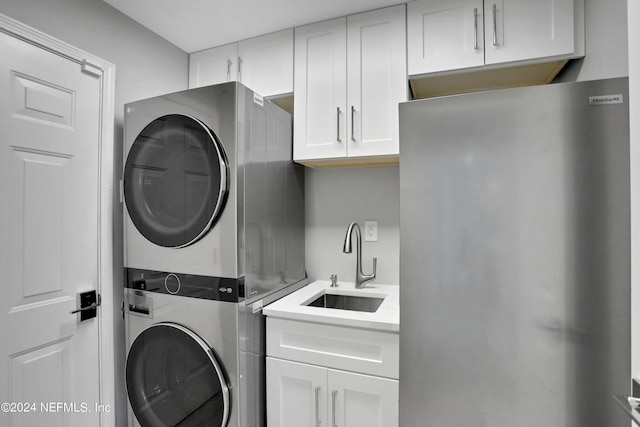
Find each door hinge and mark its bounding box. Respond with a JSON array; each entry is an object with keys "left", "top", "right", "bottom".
[{"left": 81, "top": 59, "right": 102, "bottom": 77}]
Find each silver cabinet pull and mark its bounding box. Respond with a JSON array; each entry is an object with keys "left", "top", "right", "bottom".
[
  {"left": 350, "top": 106, "right": 356, "bottom": 142},
  {"left": 315, "top": 386, "right": 322, "bottom": 427},
  {"left": 238, "top": 57, "right": 243, "bottom": 81},
  {"left": 227, "top": 59, "right": 232, "bottom": 81},
  {"left": 492, "top": 4, "right": 498, "bottom": 46},
  {"left": 473, "top": 8, "right": 479, "bottom": 50},
  {"left": 336, "top": 107, "right": 342, "bottom": 143},
  {"left": 331, "top": 390, "right": 338, "bottom": 427}
]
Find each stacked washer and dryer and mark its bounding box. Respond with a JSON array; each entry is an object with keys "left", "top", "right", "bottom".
[{"left": 122, "top": 82, "right": 306, "bottom": 427}]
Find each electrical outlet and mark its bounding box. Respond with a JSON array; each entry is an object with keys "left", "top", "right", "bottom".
[{"left": 364, "top": 221, "right": 378, "bottom": 242}]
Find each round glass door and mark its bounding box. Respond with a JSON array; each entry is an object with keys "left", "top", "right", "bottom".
[
  {"left": 126, "top": 323, "right": 230, "bottom": 427},
  {"left": 124, "top": 114, "right": 228, "bottom": 248}
]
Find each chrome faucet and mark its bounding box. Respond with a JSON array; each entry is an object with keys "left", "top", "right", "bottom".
[{"left": 342, "top": 222, "right": 377, "bottom": 288}]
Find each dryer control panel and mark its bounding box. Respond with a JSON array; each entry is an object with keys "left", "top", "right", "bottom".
[{"left": 125, "top": 268, "right": 244, "bottom": 302}]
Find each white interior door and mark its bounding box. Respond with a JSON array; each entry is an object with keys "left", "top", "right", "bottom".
[{"left": 0, "top": 30, "right": 103, "bottom": 426}]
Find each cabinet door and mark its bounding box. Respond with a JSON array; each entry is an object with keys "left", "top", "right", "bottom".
[
  {"left": 267, "top": 357, "right": 328, "bottom": 427},
  {"left": 485, "top": 0, "right": 575, "bottom": 65},
  {"left": 407, "top": 0, "right": 484, "bottom": 75},
  {"left": 189, "top": 43, "right": 238, "bottom": 88},
  {"left": 237, "top": 29, "right": 293, "bottom": 97},
  {"left": 294, "top": 18, "right": 347, "bottom": 162},
  {"left": 329, "top": 369, "right": 399, "bottom": 427},
  {"left": 347, "top": 5, "right": 406, "bottom": 158}
]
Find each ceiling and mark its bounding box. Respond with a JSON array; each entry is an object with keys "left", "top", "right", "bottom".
[{"left": 102, "top": 0, "right": 406, "bottom": 53}]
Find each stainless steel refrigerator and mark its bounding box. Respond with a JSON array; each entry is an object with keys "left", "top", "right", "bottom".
[{"left": 399, "top": 77, "right": 630, "bottom": 426}]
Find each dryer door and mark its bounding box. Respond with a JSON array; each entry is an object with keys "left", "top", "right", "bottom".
[
  {"left": 124, "top": 114, "right": 228, "bottom": 248},
  {"left": 126, "top": 323, "right": 230, "bottom": 427}
]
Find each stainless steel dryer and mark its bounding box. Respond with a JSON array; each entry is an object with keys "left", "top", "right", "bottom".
[
  {"left": 122, "top": 82, "right": 307, "bottom": 427},
  {"left": 123, "top": 82, "right": 306, "bottom": 301}
]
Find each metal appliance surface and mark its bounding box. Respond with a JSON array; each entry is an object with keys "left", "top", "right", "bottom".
[
  {"left": 125, "top": 288, "right": 267, "bottom": 427},
  {"left": 399, "top": 78, "right": 630, "bottom": 426},
  {"left": 123, "top": 82, "right": 306, "bottom": 304},
  {"left": 123, "top": 82, "right": 307, "bottom": 427}
]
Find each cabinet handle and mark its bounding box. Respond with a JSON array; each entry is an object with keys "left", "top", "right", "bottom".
[
  {"left": 492, "top": 4, "right": 498, "bottom": 46},
  {"left": 350, "top": 106, "right": 356, "bottom": 142},
  {"left": 332, "top": 390, "right": 338, "bottom": 427},
  {"left": 227, "top": 59, "right": 232, "bottom": 81},
  {"left": 238, "top": 57, "right": 243, "bottom": 81},
  {"left": 473, "top": 8, "right": 479, "bottom": 50},
  {"left": 315, "top": 387, "right": 321, "bottom": 427},
  {"left": 336, "top": 107, "right": 342, "bottom": 143}
]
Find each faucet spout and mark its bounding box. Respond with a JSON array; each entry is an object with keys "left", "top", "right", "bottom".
[{"left": 343, "top": 222, "right": 377, "bottom": 289}]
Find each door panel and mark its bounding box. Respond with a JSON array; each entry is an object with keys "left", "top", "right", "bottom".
[
  {"left": 266, "top": 357, "right": 327, "bottom": 427},
  {"left": 485, "top": 0, "right": 575, "bottom": 64},
  {"left": 347, "top": 5, "right": 406, "bottom": 158},
  {"left": 0, "top": 30, "right": 101, "bottom": 426},
  {"left": 10, "top": 339, "right": 72, "bottom": 427},
  {"left": 9, "top": 149, "right": 71, "bottom": 307},
  {"left": 188, "top": 43, "right": 237, "bottom": 88},
  {"left": 329, "top": 369, "right": 398, "bottom": 427},
  {"left": 238, "top": 29, "right": 293, "bottom": 96},
  {"left": 407, "top": 0, "right": 484, "bottom": 74},
  {"left": 293, "top": 18, "right": 347, "bottom": 161}
]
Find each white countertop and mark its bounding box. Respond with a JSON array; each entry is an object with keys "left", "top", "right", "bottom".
[{"left": 263, "top": 279, "right": 399, "bottom": 333}]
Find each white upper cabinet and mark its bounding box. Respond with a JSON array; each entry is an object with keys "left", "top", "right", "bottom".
[
  {"left": 189, "top": 43, "right": 237, "bottom": 87},
  {"left": 293, "top": 17, "right": 347, "bottom": 161},
  {"left": 237, "top": 30, "right": 294, "bottom": 96},
  {"left": 294, "top": 5, "right": 407, "bottom": 166},
  {"left": 408, "top": 0, "right": 485, "bottom": 74},
  {"left": 189, "top": 29, "right": 293, "bottom": 97},
  {"left": 347, "top": 7, "right": 407, "bottom": 160},
  {"left": 408, "top": 0, "right": 584, "bottom": 76},
  {"left": 484, "top": 0, "right": 577, "bottom": 65}
]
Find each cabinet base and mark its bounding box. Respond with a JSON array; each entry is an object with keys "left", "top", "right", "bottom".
[
  {"left": 296, "top": 155, "right": 399, "bottom": 169},
  {"left": 409, "top": 59, "right": 568, "bottom": 99}
]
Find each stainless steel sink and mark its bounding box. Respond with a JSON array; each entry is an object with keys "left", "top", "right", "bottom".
[{"left": 306, "top": 293, "right": 384, "bottom": 313}]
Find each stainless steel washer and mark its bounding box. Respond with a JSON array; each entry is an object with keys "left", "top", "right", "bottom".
[{"left": 125, "top": 287, "right": 254, "bottom": 427}]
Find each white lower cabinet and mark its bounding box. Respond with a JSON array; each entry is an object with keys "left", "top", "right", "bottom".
[
  {"left": 266, "top": 318, "right": 399, "bottom": 427},
  {"left": 267, "top": 357, "right": 399, "bottom": 427}
]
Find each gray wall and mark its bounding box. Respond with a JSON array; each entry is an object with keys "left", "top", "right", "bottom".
[
  {"left": 305, "top": 166, "right": 400, "bottom": 285},
  {"left": 0, "top": 0, "right": 189, "bottom": 424},
  {"left": 556, "top": 0, "right": 628, "bottom": 82}
]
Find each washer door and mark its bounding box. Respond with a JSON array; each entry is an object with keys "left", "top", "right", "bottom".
[
  {"left": 126, "top": 323, "right": 230, "bottom": 427},
  {"left": 124, "top": 114, "right": 228, "bottom": 248}
]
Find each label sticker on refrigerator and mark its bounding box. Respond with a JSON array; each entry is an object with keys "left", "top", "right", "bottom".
[
  {"left": 253, "top": 93, "right": 264, "bottom": 106},
  {"left": 589, "top": 94, "right": 623, "bottom": 106}
]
